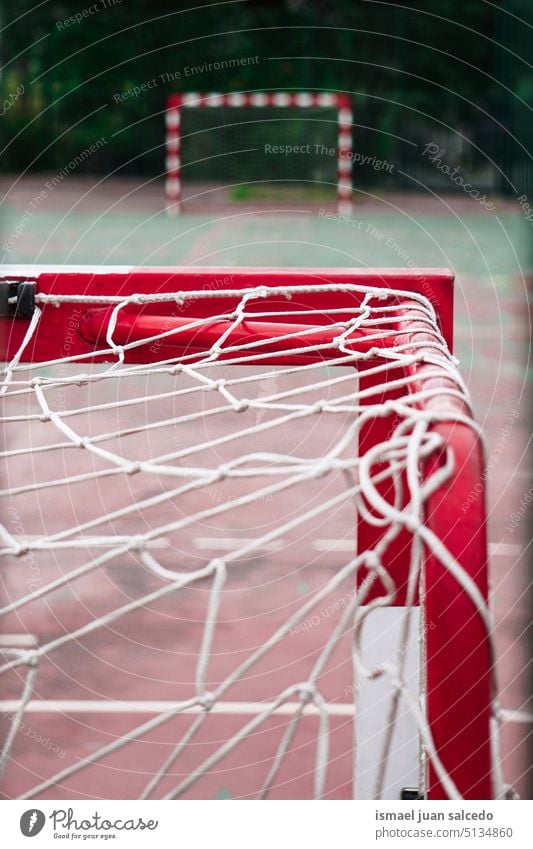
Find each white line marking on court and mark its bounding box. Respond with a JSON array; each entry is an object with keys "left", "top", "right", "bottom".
[
  {"left": 499, "top": 709, "right": 533, "bottom": 724},
  {"left": 19, "top": 535, "right": 170, "bottom": 549},
  {"left": 193, "top": 537, "right": 283, "bottom": 552},
  {"left": 17, "top": 535, "right": 523, "bottom": 557},
  {"left": 2, "top": 702, "right": 529, "bottom": 722},
  {"left": 487, "top": 542, "right": 524, "bottom": 557},
  {"left": 311, "top": 539, "right": 523, "bottom": 557},
  {"left": 0, "top": 699, "right": 355, "bottom": 717},
  {"left": 0, "top": 634, "right": 38, "bottom": 648}
]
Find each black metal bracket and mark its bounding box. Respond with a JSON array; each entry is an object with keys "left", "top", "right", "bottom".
[
  {"left": 401, "top": 787, "right": 424, "bottom": 800},
  {"left": 0, "top": 280, "right": 36, "bottom": 319}
]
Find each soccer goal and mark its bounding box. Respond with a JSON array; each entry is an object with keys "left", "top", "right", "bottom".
[
  {"left": 165, "top": 92, "right": 353, "bottom": 215},
  {"left": 0, "top": 266, "right": 497, "bottom": 800}
]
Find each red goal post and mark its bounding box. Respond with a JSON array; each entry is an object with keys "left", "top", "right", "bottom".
[
  {"left": 0, "top": 266, "right": 494, "bottom": 799},
  {"left": 165, "top": 92, "right": 353, "bottom": 216}
]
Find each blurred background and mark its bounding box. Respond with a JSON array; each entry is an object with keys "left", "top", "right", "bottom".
[
  {"left": 0, "top": 0, "right": 531, "bottom": 801},
  {"left": 1, "top": 0, "right": 532, "bottom": 196}
]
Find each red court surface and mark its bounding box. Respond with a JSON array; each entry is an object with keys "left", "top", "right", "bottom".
[{"left": 0, "top": 182, "right": 530, "bottom": 801}]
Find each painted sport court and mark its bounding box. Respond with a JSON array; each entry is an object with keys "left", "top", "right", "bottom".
[{"left": 0, "top": 176, "right": 530, "bottom": 799}]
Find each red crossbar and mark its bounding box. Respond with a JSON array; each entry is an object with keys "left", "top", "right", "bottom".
[{"left": 0, "top": 266, "right": 491, "bottom": 798}]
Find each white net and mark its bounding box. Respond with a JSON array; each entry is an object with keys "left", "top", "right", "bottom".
[
  {"left": 0, "top": 281, "right": 497, "bottom": 800},
  {"left": 179, "top": 106, "right": 339, "bottom": 206}
]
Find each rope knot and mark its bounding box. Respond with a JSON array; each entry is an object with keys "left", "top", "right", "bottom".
[
  {"left": 364, "top": 551, "right": 380, "bottom": 571},
  {"left": 200, "top": 691, "right": 216, "bottom": 711},
  {"left": 313, "top": 460, "right": 331, "bottom": 478},
  {"left": 297, "top": 683, "right": 316, "bottom": 703},
  {"left": 404, "top": 514, "right": 421, "bottom": 534}
]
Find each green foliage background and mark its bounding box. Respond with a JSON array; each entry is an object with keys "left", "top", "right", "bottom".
[{"left": 0, "top": 0, "right": 531, "bottom": 193}]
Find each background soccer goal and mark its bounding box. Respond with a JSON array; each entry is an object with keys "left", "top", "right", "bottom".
[
  {"left": 0, "top": 266, "right": 497, "bottom": 800},
  {"left": 165, "top": 93, "right": 353, "bottom": 216}
]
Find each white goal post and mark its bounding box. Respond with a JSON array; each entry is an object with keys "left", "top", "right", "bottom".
[{"left": 165, "top": 91, "right": 353, "bottom": 215}]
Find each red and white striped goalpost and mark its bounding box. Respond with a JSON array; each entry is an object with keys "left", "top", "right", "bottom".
[{"left": 165, "top": 92, "right": 353, "bottom": 216}]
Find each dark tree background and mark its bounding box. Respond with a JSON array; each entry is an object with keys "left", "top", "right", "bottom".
[{"left": 0, "top": 0, "right": 531, "bottom": 194}]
